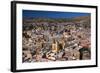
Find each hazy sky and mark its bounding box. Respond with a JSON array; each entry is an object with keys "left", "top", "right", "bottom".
[{"left": 23, "top": 10, "right": 90, "bottom": 18}]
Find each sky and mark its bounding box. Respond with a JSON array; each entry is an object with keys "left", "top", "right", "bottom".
[{"left": 23, "top": 10, "right": 90, "bottom": 19}]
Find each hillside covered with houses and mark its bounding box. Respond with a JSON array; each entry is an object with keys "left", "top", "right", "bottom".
[{"left": 22, "top": 15, "right": 91, "bottom": 62}]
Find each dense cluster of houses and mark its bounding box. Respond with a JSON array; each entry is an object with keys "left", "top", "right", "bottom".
[{"left": 22, "top": 21, "right": 91, "bottom": 62}]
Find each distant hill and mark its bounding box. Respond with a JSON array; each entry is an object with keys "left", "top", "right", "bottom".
[
  {"left": 23, "top": 15, "right": 91, "bottom": 29},
  {"left": 23, "top": 15, "right": 90, "bottom": 22}
]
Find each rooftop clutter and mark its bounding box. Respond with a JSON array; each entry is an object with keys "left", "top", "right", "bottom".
[{"left": 22, "top": 17, "right": 91, "bottom": 63}]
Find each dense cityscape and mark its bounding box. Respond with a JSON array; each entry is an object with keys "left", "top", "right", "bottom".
[{"left": 22, "top": 16, "right": 91, "bottom": 62}]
